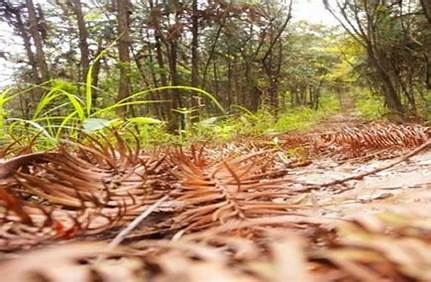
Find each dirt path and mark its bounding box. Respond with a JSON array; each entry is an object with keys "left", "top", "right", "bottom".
[
  {"left": 286, "top": 150, "right": 431, "bottom": 219},
  {"left": 277, "top": 108, "right": 431, "bottom": 222}
]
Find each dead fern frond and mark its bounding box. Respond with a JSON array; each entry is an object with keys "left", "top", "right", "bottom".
[
  {"left": 312, "top": 122, "right": 431, "bottom": 159},
  {"left": 169, "top": 149, "right": 296, "bottom": 233},
  {"left": 0, "top": 242, "right": 136, "bottom": 281},
  {"left": 0, "top": 133, "right": 171, "bottom": 250}
]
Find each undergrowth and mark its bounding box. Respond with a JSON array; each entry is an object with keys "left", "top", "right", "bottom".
[
  {"left": 0, "top": 79, "right": 341, "bottom": 149},
  {"left": 355, "top": 89, "right": 387, "bottom": 120},
  {"left": 187, "top": 94, "right": 340, "bottom": 143}
]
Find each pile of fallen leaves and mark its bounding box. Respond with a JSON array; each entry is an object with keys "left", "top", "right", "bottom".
[{"left": 0, "top": 122, "right": 431, "bottom": 281}]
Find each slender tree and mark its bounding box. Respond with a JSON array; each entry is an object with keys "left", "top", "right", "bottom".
[
  {"left": 25, "top": 0, "right": 50, "bottom": 82},
  {"left": 116, "top": 0, "right": 131, "bottom": 107},
  {"left": 0, "top": 2, "right": 39, "bottom": 83},
  {"left": 420, "top": 0, "right": 431, "bottom": 24},
  {"left": 190, "top": 0, "right": 200, "bottom": 120},
  {"left": 69, "top": 0, "right": 90, "bottom": 84},
  {"left": 323, "top": 0, "right": 405, "bottom": 114},
  {"left": 190, "top": 0, "right": 199, "bottom": 88}
]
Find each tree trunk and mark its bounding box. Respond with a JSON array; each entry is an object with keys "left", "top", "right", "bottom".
[
  {"left": 166, "top": 39, "right": 183, "bottom": 131},
  {"left": 91, "top": 41, "right": 104, "bottom": 108},
  {"left": 148, "top": 0, "right": 172, "bottom": 124},
  {"left": 190, "top": 0, "right": 200, "bottom": 121},
  {"left": 425, "top": 54, "right": 431, "bottom": 90},
  {"left": 69, "top": 0, "right": 90, "bottom": 84},
  {"left": 227, "top": 59, "right": 232, "bottom": 106},
  {"left": 191, "top": 0, "right": 199, "bottom": 88},
  {"left": 420, "top": 0, "right": 431, "bottom": 24},
  {"left": 12, "top": 7, "right": 39, "bottom": 84},
  {"left": 368, "top": 48, "right": 404, "bottom": 114},
  {"left": 116, "top": 0, "right": 131, "bottom": 114},
  {"left": 164, "top": 2, "right": 183, "bottom": 132},
  {"left": 26, "top": 0, "right": 49, "bottom": 82}
]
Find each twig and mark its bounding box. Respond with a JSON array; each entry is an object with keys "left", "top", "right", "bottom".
[
  {"left": 107, "top": 194, "right": 170, "bottom": 249},
  {"left": 321, "top": 138, "right": 431, "bottom": 188},
  {"left": 94, "top": 194, "right": 170, "bottom": 265},
  {"left": 297, "top": 138, "right": 431, "bottom": 192}
]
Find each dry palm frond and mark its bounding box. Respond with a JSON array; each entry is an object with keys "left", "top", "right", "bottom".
[
  {"left": 2, "top": 123, "right": 431, "bottom": 281},
  {"left": 312, "top": 122, "right": 431, "bottom": 159},
  {"left": 168, "top": 149, "right": 298, "bottom": 233},
  {"left": 130, "top": 231, "right": 316, "bottom": 282},
  {"left": 0, "top": 133, "right": 172, "bottom": 250},
  {"left": 0, "top": 233, "right": 317, "bottom": 282},
  {"left": 315, "top": 211, "right": 431, "bottom": 281},
  {"left": 4, "top": 211, "right": 431, "bottom": 282},
  {"left": 0, "top": 242, "right": 140, "bottom": 282}
]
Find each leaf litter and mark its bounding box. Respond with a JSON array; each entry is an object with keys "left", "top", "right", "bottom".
[{"left": 0, "top": 122, "right": 431, "bottom": 281}]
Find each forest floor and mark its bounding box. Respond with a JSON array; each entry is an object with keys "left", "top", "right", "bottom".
[
  {"left": 275, "top": 114, "right": 431, "bottom": 223},
  {"left": 1, "top": 109, "right": 431, "bottom": 281}
]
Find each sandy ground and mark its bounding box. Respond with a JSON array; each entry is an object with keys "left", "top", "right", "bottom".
[{"left": 283, "top": 146, "right": 431, "bottom": 221}]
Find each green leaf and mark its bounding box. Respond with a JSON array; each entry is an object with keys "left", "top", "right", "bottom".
[
  {"left": 86, "top": 40, "right": 117, "bottom": 116},
  {"left": 199, "top": 117, "right": 219, "bottom": 126},
  {"left": 6, "top": 118, "right": 55, "bottom": 141},
  {"left": 127, "top": 117, "right": 162, "bottom": 125},
  {"left": 82, "top": 118, "right": 113, "bottom": 132},
  {"left": 93, "top": 86, "right": 226, "bottom": 117}
]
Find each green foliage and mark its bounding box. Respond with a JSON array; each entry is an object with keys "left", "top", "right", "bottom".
[
  {"left": 355, "top": 90, "right": 387, "bottom": 120},
  {"left": 0, "top": 88, "right": 16, "bottom": 140},
  {"left": 190, "top": 117, "right": 238, "bottom": 141},
  {"left": 275, "top": 108, "right": 325, "bottom": 132},
  {"left": 1, "top": 78, "right": 226, "bottom": 149},
  {"left": 274, "top": 95, "right": 340, "bottom": 132},
  {"left": 0, "top": 77, "right": 353, "bottom": 152},
  {"left": 0, "top": 29, "right": 344, "bottom": 148},
  {"left": 416, "top": 90, "right": 431, "bottom": 121},
  {"left": 137, "top": 94, "right": 342, "bottom": 146},
  {"left": 187, "top": 94, "right": 340, "bottom": 143}
]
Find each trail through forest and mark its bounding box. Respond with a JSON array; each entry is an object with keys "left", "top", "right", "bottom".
[
  {"left": 2, "top": 0, "right": 431, "bottom": 280},
  {"left": 1, "top": 109, "right": 431, "bottom": 281},
  {"left": 230, "top": 108, "right": 431, "bottom": 226}
]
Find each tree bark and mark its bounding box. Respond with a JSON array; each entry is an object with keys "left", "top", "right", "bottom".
[
  {"left": 25, "top": 0, "right": 49, "bottom": 82},
  {"left": 11, "top": 6, "right": 39, "bottom": 84},
  {"left": 162, "top": 0, "right": 183, "bottom": 131},
  {"left": 91, "top": 40, "right": 104, "bottom": 107},
  {"left": 148, "top": 0, "right": 172, "bottom": 124},
  {"left": 420, "top": 0, "right": 431, "bottom": 24},
  {"left": 69, "top": 0, "right": 90, "bottom": 84},
  {"left": 191, "top": 0, "right": 199, "bottom": 88},
  {"left": 116, "top": 0, "right": 131, "bottom": 113},
  {"left": 368, "top": 48, "right": 404, "bottom": 113},
  {"left": 190, "top": 0, "right": 200, "bottom": 121}
]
